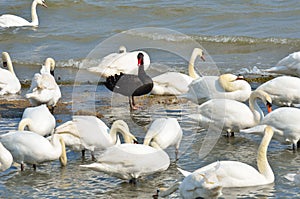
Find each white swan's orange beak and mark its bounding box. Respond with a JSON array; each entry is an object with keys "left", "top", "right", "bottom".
[{"left": 267, "top": 101, "right": 272, "bottom": 113}]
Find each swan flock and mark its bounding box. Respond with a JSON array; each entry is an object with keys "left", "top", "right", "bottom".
[{"left": 0, "top": 2, "right": 300, "bottom": 197}]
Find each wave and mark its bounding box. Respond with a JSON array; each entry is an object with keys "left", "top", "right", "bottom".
[{"left": 125, "top": 29, "right": 300, "bottom": 46}]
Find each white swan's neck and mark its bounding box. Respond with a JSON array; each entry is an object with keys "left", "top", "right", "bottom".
[
  {"left": 58, "top": 136, "right": 67, "bottom": 166},
  {"left": 2, "top": 52, "right": 16, "bottom": 76},
  {"left": 188, "top": 48, "right": 202, "bottom": 79},
  {"left": 42, "top": 58, "right": 56, "bottom": 73},
  {"left": 109, "top": 121, "right": 136, "bottom": 144},
  {"left": 249, "top": 91, "right": 267, "bottom": 124},
  {"left": 31, "top": 1, "right": 39, "bottom": 26},
  {"left": 18, "top": 118, "right": 32, "bottom": 131},
  {"left": 257, "top": 126, "right": 274, "bottom": 182},
  {"left": 158, "top": 182, "right": 180, "bottom": 197}
]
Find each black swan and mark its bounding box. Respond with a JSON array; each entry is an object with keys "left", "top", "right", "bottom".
[{"left": 105, "top": 53, "right": 153, "bottom": 110}]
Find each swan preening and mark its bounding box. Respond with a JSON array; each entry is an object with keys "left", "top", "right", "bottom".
[
  {"left": 157, "top": 126, "right": 274, "bottom": 198},
  {"left": 20, "top": 104, "right": 56, "bottom": 136},
  {"left": 88, "top": 46, "right": 151, "bottom": 77},
  {"left": 241, "top": 107, "right": 300, "bottom": 150},
  {"left": 80, "top": 143, "right": 170, "bottom": 182},
  {"left": 188, "top": 90, "right": 272, "bottom": 136},
  {"left": 151, "top": 48, "right": 205, "bottom": 95},
  {"left": 143, "top": 118, "right": 182, "bottom": 160},
  {"left": 184, "top": 74, "right": 251, "bottom": 104},
  {"left": 0, "top": 52, "right": 21, "bottom": 95},
  {"left": 256, "top": 76, "right": 300, "bottom": 107},
  {"left": 264, "top": 51, "right": 300, "bottom": 77},
  {"left": 26, "top": 57, "right": 61, "bottom": 112},
  {"left": 0, "top": 0, "right": 47, "bottom": 28},
  {"left": 54, "top": 116, "right": 137, "bottom": 160}
]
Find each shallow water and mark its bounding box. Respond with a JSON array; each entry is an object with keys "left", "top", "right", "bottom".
[{"left": 0, "top": 0, "right": 300, "bottom": 198}]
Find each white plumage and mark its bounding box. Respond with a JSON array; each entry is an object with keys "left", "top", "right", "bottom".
[
  {"left": 0, "top": 142, "right": 13, "bottom": 172},
  {"left": 0, "top": 0, "right": 47, "bottom": 28},
  {"left": 188, "top": 90, "right": 272, "bottom": 136},
  {"left": 143, "top": 118, "right": 182, "bottom": 160},
  {"left": 151, "top": 48, "right": 205, "bottom": 95},
  {"left": 185, "top": 74, "right": 251, "bottom": 104},
  {"left": 256, "top": 76, "right": 300, "bottom": 107},
  {"left": 241, "top": 107, "right": 300, "bottom": 150},
  {"left": 0, "top": 52, "right": 21, "bottom": 95},
  {"left": 80, "top": 143, "right": 170, "bottom": 181},
  {"left": 88, "top": 46, "right": 150, "bottom": 77},
  {"left": 55, "top": 116, "right": 137, "bottom": 160},
  {"left": 0, "top": 131, "right": 68, "bottom": 171},
  {"left": 264, "top": 51, "right": 300, "bottom": 77},
  {"left": 19, "top": 104, "right": 56, "bottom": 136},
  {"left": 168, "top": 126, "right": 274, "bottom": 199},
  {"left": 26, "top": 58, "right": 61, "bottom": 110}
]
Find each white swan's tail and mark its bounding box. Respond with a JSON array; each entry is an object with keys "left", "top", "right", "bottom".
[
  {"left": 284, "top": 173, "right": 296, "bottom": 182},
  {"left": 177, "top": 167, "right": 192, "bottom": 177}
]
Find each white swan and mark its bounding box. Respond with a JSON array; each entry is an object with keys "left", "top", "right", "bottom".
[
  {"left": 19, "top": 104, "right": 56, "bottom": 136},
  {"left": 179, "top": 126, "right": 274, "bottom": 188},
  {"left": 80, "top": 143, "right": 170, "bottom": 182},
  {"left": 0, "top": 52, "right": 21, "bottom": 95},
  {"left": 184, "top": 74, "right": 251, "bottom": 104},
  {"left": 189, "top": 90, "right": 272, "bottom": 136},
  {"left": 155, "top": 167, "right": 222, "bottom": 199},
  {"left": 26, "top": 57, "right": 61, "bottom": 112},
  {"left": 240, "top": 107, "right": 300, "bottom": 150},
  {"left": 264, "top": 51, "right": 300, "bottom": 77},
  {"left": 284, "top": 173, "right": 300, "bottom": 185},
  {"left": 0, "top": 130, "right": 76, "bottom": 171},
  {"left": 88, "top": 46, "right": 151, "bottom": 77},
  {"left": 0, "top": 142, "right": 13, "bottom": 172},
  {"left": 0, "top": 0, "right": 47, "bottom": 28},
  {"left": 256, "top": 76, "right": 300, "bottom": 107},
  {"left": 143, "top": 118, "right": 182, "bottom": 160},
  {"left": 151, "top": 48, "right": 205, "bottom": 95},
  {"left": 54, "top": 116, "right": 137, "bottom": 160}
]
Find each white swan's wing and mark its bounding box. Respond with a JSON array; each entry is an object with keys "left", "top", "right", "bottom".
[
  {"left": 22, "top": 105, "right": 56, "bottom": 136},
  {"left": 194, "top": 161, "right": 268, "bottom": 187},
  {"left": 0, "top": 68, "right": 20, "bottom": 94},
  {"left": 72, "top": 116, "right": 112, "bottom": 150},
  {"left": 257, "top": 76, "right": 300, "bottom": 106},
  {"left": 88, "top": 50, "right": 150, "bottom": 77},
  {"left": 277, "top": 52, "right": 300, "bottom": 70},
  {"left": 143, "top": 118, "right": 168, "bottom": 145},
  {"left": 152, "top": 72, "right": 193, "bottom": 95},
  {"left": 264, "top": 52, "right": 300, "bottom": 76},
  {"left": 0, "top": 142, "right": 13, "bottom": 172},
  {"left": 80, "top": 144, "right": 170, "bottom": 180},
  {"left": 0, "top": 14, "right": 31, "bottom": 28}
]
